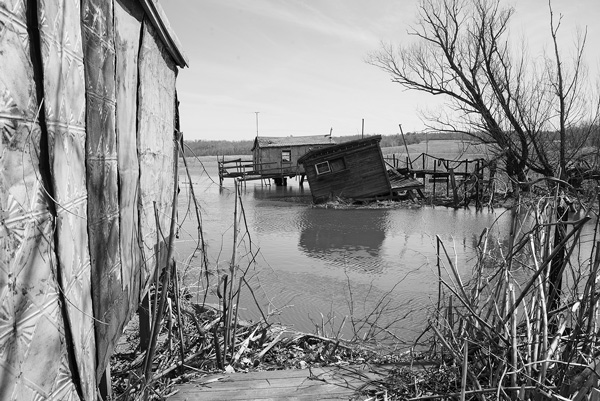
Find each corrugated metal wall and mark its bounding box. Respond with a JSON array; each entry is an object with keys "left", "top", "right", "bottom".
[{"left": 0, "top": 0, "right": 183, "bottom": 398}]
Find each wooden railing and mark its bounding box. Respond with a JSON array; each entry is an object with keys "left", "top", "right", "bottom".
[{"left": 217, "top": 157, "right": 301, "bottom": 185}]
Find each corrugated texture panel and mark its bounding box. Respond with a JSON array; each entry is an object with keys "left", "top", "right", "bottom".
[
  {"left": 37, "top": 0, "right": 97, "bottom": 398},
  {"left": 137, "top": 19, "right": 176, "bottom": 294},
  {"left": 115, "top": 0, "right": 143, "bottom": 313},
  {"left": 87, "top": 0, "right": 147, "bottom": 380},
  {"left": 0, "top": 1, "right": 79, "bottom": 400},
  {"left": 81, "top": 0, "right": 128, "bottom": 381}
]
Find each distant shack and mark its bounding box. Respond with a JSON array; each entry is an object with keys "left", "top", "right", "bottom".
[
  {"left": 251, "top": 135, "right": 335, "bottom": 185},
  {"left": 298, "top": 135, "right": 393, "bottom": 203}
]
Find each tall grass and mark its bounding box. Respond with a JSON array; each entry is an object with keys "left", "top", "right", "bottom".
[{"left": 428, "top": 186, "right": 600, "bottom": 399}]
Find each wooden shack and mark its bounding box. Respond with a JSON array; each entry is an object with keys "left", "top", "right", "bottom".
[
  {"left": 298, "top": 136, "right": 392, "bottom": 203},
  {"left": 0, "top": 0, "right": 186, "bottom": 399},
  {"left": 251, "top": 135, "right": 334, "bottom": 184}
]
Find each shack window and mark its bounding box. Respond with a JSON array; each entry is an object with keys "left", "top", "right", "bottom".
[
  {"left": 281, "top": 150, "right": 291, "bottom": 162},
  {"left": 330, "top": 158, "right": 346, "bottom": 172},
  {"left": 315, "top": 161, "right": 331, "bottom": 175}
]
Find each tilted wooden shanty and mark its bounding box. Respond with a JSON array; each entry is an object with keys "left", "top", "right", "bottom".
[
  {"left": 298, "top": 135, "right": 392, "bottom": 203},
  {"left": 251, "top": 135, "right": 334, "bottom": 184},
  {"left": 0, "top": 0, "right": 187, "bottom": 399}
]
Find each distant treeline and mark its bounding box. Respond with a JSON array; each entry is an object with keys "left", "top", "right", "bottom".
[
  {"left": 183, "top": 139, "right": 253, "bottom": 157},
  {"left": 183, "top": 127, "right": 600, "bottom": 157},
  {"left": 183, "top": 131, "right": 473, "bottom": 157}
]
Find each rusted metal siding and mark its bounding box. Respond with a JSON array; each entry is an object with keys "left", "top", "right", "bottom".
[
  {"left": 113, "top": 0, "right": 144, "bottom": 369},
  {"left": 37, "top": 0, "right": 98, "bottom": 398},
  {"left": 81, "top": 0, "right": 129, "bottom": 382},
  {"left": 137, "top": 19, "right": 176, "bottom": 294},
  {"left": 1, "top": 0, "right": 183, "bottom": 398},
  {"left": 0, "top": 1, "right": 81, "bottom": 398}
]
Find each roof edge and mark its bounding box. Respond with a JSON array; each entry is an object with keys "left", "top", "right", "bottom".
[
  {"left": 139, "top": 0, "right": 189, "bottom": 68},
  {"left": 298, "top": 135, "right": 382, "bottom": 163}
]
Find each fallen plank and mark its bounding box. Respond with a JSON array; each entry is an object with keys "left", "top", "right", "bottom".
[{"left": 168, "top": 365, "right": 389, "bottom": 401}]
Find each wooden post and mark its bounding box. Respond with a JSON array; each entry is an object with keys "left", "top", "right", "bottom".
[
  {"left": 433, "top": 162, "right": 437, "bottom": 200},
  {"left": 99, "top": 365, "right": 112, "bottom": 401},
  {"left": 218, "top": 156, "right": 223, "bottom": 186},
  {"left": 475, "top": 159, "right": 481, "bottom": 209},
  {"left": 449, "top": 168, "right": 459, "bottom": 207},
  {"left": 138, "top": 293, "right": 151, "bottom": 351},
  {"left": 399, "top": 124, "right": 413, "bottom": 169},
  {"left": 362, "top": 118, "right": 365, "bottom": 139}
]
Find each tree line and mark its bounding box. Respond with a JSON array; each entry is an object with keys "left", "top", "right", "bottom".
[{"left": 182, "top": 131, "right": 473, "bottom": 157}]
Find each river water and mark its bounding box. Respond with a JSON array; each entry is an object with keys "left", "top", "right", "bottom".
[{"left": 175, "top": 158, "right": 515, "bottom": 343}]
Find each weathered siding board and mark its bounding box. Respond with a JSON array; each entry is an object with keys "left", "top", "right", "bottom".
[
  {"left": 301, "top": 138, "right": 391, "bottom": 202},
  {"left": 257, "top": 145, "right": 333, "bottom": 175},
  {"left": 137, "top": 19, "right": 176, "bottom": 294},
  {"left": 37, "top": 0, "right": 98, "bottom": 398},
  {"left": 252, "top": 136, "right": 334, "bottom": 177},
  {"left": 0, "top": 1, "right": 80, "bottom": 399}
]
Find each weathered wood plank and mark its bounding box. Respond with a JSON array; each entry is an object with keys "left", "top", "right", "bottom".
[{"left": 169, "top": 366, "right": 387, "bottom": 401}]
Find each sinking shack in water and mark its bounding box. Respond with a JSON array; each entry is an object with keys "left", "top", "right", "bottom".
[{"left": 298, "top": 135, "right": 424, "bottom": 203}]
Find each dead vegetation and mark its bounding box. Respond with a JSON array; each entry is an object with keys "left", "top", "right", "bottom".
[
  {"left": 368, "top": 185, "right": 600, "bottom": 400},
  {"left": 111, "top": 142, "right": 600, "bottom": 400}
]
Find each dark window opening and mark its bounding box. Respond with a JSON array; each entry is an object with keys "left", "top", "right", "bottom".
[
  {"left": 330, "top": 158, "right": 346, "bottom": 172},
  {"left": 282, "top": 150, "right": 291, "bottom": 162}
]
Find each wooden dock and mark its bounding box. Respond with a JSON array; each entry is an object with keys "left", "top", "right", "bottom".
[
  {"left": 168, "top": 365, "right": 391, "bottom": 400},
  {"left": 217, "top": 157, "right": 304, "bottom": 186}
]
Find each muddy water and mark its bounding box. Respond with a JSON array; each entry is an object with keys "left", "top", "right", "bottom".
[{"left": 175, "top": 159, "right": 513, "bottom": 343}]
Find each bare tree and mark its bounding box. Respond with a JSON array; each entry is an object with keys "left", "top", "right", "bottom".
[{"left": 367, "top": 0, "right": 600, "bottom": 194}]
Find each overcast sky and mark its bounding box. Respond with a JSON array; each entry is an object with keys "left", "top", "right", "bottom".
[{"left": 160, "top": 0, "right": 600, "bottom": 142}]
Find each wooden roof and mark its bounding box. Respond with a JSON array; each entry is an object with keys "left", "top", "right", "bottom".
[
  {"left": 251, "top": 135, "right": 334, "bottom": 150},
  {"left": 298, "top": 135, "right": 382, "bottom": 163}
]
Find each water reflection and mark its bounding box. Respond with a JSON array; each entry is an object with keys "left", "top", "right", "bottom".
[
  {"left": 177, "top": 160, "right": 520, "bottom": 339},
  {"left": 251, "top": 182, "right": 312, "bottom": 204},
  {"left": 298, "top": 209, "right": 388, "bottom": 273}
]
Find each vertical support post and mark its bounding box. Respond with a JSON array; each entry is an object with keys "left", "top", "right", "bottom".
[
  {"left": 475, "top": 160, "right": 481, "bottom": 209},
  {"left": 138, "top": 293, "right": 151, "bottom": 351},
  {"left": 398, "top": 124, "right": 413, "bottom": 169},
  {"left": 99, "top": 365, "right": 112, "bottom": 401},
  {"left": 445, "top": 162, "right": 449, "bottom": 197},
  {"left": 433, "top": 162, "right": 437, "bottom": 200},
  {"left": 218, "top": 155, "right": 223, "bottom": 186},
  {"left": 449, "top": 168, "right": 459, "bottom": 208}
]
